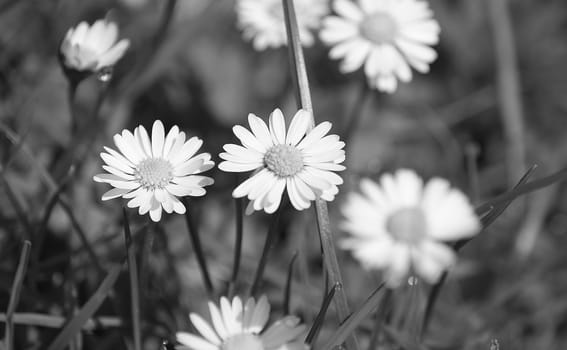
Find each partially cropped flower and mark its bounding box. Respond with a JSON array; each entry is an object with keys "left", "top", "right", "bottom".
[
  {"left": 320, "top": 0, "right": 440, "bottom": 93},
  {"left": 60, "top": 19, "right": 130, "bottom": 73},
  {"left": 235, "top": 0, "right": 329, "bottom": 50},
  {"left": 176, "top": 295, "right": 308, "bottom": 350},
  {"left": 340, "top": 169, "right": 480, "bottom": 287},
  {"left": 219, "top": 109, "right": 345, "bottom": 214},
  {"left": 94, "top": 120, "right": 214, "bottom": 222}
]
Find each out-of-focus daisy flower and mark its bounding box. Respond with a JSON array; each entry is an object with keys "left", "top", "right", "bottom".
[
  {"left": 320, "top": 0, "right": 440, "bottom": 93},
  {"left": 60, "top": 19, "right": 130, "bottom": 73},
  {"left": 340, "top": 169, "right": 480, "bottom": 287},
  {"left": 176, "top": 295, "right": 308, "bottom": 350},
  {"left": 219, "top": 109, "right": 345, "bottom": 214},
  {"left": 94, "top": 120, "right": 214, "bottom": 222},
  {"left": 235, "top": 0, "right": 329, "bottom": 50}
]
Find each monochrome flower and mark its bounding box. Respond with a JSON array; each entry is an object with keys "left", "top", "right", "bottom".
[
  {"left": 320, "top": 0, "right": 440, "bottom": 92},
  {"left": 235, "top": 0, "right": 329, "bottom": 50},
  {"left": 340, "top": 169, "right": 480, "bottom": 287},
  {"left": 176, "top": 295, "right": 308, "bottom": 350},
  {"left": 60, "top": 19, "right": 130, "bottom": 73},
  {"left": 94, "top": 120, "right": 214, "bottom": 222},
  {"left": 219, "top": 109, "right": 345, "bottom": 214}
]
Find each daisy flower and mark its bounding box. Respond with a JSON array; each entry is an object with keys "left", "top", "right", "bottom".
[
  {"left": 176, "top": 295, "right": 308, "bottom": 350},
  {"left": 60, "top": 19, "right": 130, "bottom": 73},
  {"left": 340, "top": 169, "right": 480, "bottom": 287},
  {"left": 219, "top": 109, "right": 345, "bottom": 214},
  {"left": 93, "top": 120, "right": 214, "bottom": 222},
  {"left": 320, "top": 0, "right": 441, "bottom": 93},
  {"left": 235, "top": 0, "right": 329, "bottom": 50}
]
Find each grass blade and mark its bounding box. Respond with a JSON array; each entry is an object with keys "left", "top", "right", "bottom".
[
  {"left": 320, "top": 282, "right": 385, "bottom": 350},
  {"left": 123, "top": 209, "right": 142, "bottom": 350},
  {"left": 47, "top": 263, "right": 123, "bottom": 350},
  {"left": 4, "top": 240, "right": 31, "bottom": 350},
  {"left": 250, "top": 208, "right": 282, "bottom": 297}
]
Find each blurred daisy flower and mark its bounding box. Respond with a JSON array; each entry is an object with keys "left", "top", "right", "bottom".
[
  {"left": 320, "top": 0, "right": 440, "bottom": 93},
  {"left": 94, "top": 120, "right": 214, "bottom": 222},
  {"left": 219, "top": 108, "right": 345, "bottom": 214},
  {"left": 340, "top": 169, "right": 480, "bottom": 287},
  {"left": 176, "top": 295, "right": 308, "bottom": 350},
  {"left": 235, "top": 0, "right": 329, "bottom": 50},
  {"left": 60, "top": 19, "right": 130, "bottom": 74}
]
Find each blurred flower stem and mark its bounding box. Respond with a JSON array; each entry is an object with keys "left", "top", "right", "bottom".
[
  {"left": 67, "top": 80, "right": 79, "bottom": 137},
  {"left": 488, "top": 0, "right": 526, "bottom": 187},
  {"left": 182, "top": 198, "right": 214, "bottom": 299},
  {"left": 281, "top": 1, "right": 359, "bottom": 350}
]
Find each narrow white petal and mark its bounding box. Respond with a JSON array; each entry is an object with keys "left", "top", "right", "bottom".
[
  {"left": 151, "top": 120, "right": 165, "bottom": 158},
  {"left": 269, "top": 108, "right": 287, "bottom": 145}
]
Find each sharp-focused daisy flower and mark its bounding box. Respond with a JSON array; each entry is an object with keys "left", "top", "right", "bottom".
[
  {"left": 219, "top": 109, "right": 345, "bottom": 214},
  {"left": 60, "top": 19, "right": 130, "bottom": 73},
  {"left": 235, "top": 0, "right": 329, "bottom": 50},
  {"left": 340, "top": 169, "right": 480, "bottom": 287},
  {"left": 320, "top": 0, "right": 441, "bottom": 93},
  {"left": 176, "top": 295, "right": 309, "bottom": 350},
  {"left": 93, "top": 120, "right": 214, "bottom": 222}
]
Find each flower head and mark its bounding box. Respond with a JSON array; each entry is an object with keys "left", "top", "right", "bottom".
[
  {"left": 219, "top": 109, "right": 345, "bottom": 214},
  {"left": 176, "top": 295, "right": 308, "bottom": 350},
  {"left": 94, "top": 120, "right": 214, "bottom": 222},
  {"left": 235, "top": 0, "right": 329, "bottom": 50},
  {"left": 340, "top": 169, "right": 480, "bottom": 287},
  {"left": 320, "top": 0, "right": 440, "bottom": 93},
  {"left": 60, "top": 19, "right": 130, "bottom": 73}
]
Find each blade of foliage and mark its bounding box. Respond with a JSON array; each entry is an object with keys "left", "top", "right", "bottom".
[
  {"left": 306, "top": 282, "right": 338, "bottom": 345},
  {"left": 47, "top": 264, "right": 122, "bottom": 350},
  {"left": 5, "top": 241, "right": 31, "bottom": 350},
  {"left": 182, "top": 198, "right": 213, "bottom": 298},
  {"left": 250, "top": 207, "right": 282, "bottom": 297},
  {"left": 320, "top": 283, "right": 385, "bottom": 350},
  {"left": 283, "top": 251, "right": 298, "bottom": 315},
  {"left": 0, "top": 313, "right": 121, "bottom": 329},
  {"left": 123, "top": 209, "right": 142, "bottom": 350},
  {"left": 422, "top": 165, "right": 536, "bottom": 334},
  {"left": 229, "top": 196, "right": 244, "bottom": 298}
]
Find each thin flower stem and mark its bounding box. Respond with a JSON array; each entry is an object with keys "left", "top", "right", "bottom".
[
  {"left": 465, "top": 143, "right": 481, "bottom": 203},
  {"left": 139, "top": 225, "right": 154, "bottom": 305},
  {"left": 283, "top": 251, "right": 298, "bottom": 315},
  {"left": 488, "top": 0, "right": 526, "bottom": 187},
  {"left": 305, "top": 282, "right": 339, "bottom": 345},
  {"left": 182, "top": 197, "right": 214, "bottom": 298},
  {"left": 228, "top": 196, "right": 244, "bottom": 298},
  {"left": 250, "top": 207, "right": 282, "bottom": 297},
  {"left": 123, "top": 209, "right": 142, "bottom": 350},
  {"left": 5, "top": 240, "right": 31, "bottom": 350},
  {"left": 281, "top": 1, "right": 359, "bottom": 349}
]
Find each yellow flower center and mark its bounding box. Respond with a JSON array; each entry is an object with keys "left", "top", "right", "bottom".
[
  {"left": 359, "top": 12, "right": 398, "bottom": 45},
  {"left": 264, "top": 144, "right": 304, "bottom": 177},
  {"left": 386, "top": 207, "right": 427, "bottom": 244},
  {"left": 135, "top": 158, "right": 174, "bottom": 190},
  {"left": 221, "top": 334, "right": 264, "bottom": 350}
]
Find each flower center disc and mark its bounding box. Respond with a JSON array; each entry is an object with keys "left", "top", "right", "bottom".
[
  {"left": 264, "top": 144, "right": 304, "bottom": 177},
  {"left": 221, "top": 334, "right": 264, "bottom": 350},
  {"left": 359, "top": 12, "right": 398, "bottom": 45},
  {"left": 135, "top": 158, "right": 174, "bottom": 190},
  {"left": 386, "top": 207, "right": 427, "bottom": 244}
]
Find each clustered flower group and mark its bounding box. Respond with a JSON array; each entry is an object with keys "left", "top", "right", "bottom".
[{"left": 62, "top": 4, "right": 480, "bottom": 348}]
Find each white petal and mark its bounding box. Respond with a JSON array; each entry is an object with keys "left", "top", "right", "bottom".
[
  {"left": 189, "top": 313, "right": 221, "bottom": 345},
  {"left": 151, "top": 120, "right": 165, "bottom": 158},
  {"left": 286, "top": 110, "right": 311, "bottom": 145},
  {"left": 176, "top": 332, "right": 217, "bottom": 350},
  {"left": 269, "top": 108, "right": 287, "bottom": 145}
]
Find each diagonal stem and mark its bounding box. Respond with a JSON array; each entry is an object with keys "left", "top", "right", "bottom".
[
  {"left": 281, "top": 1, "right": 359, "bottom": 349},
  {"left": 250, "top": 208, "right": 282, "bottom": 297}
]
